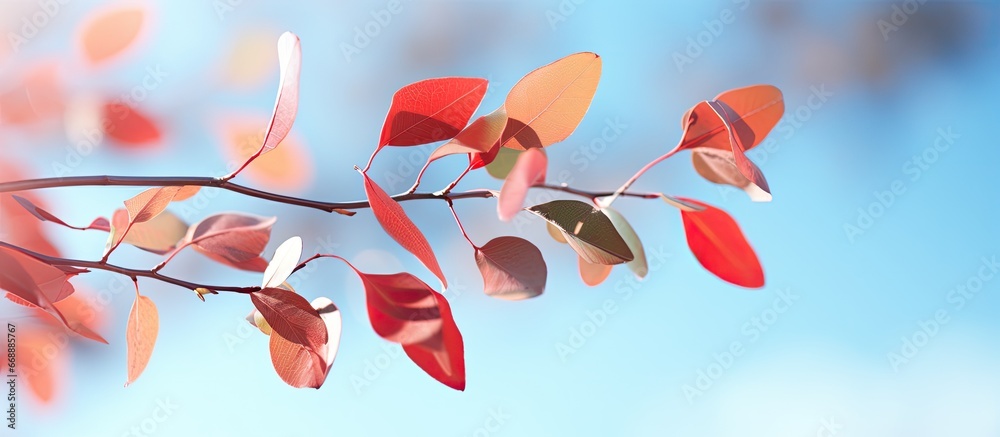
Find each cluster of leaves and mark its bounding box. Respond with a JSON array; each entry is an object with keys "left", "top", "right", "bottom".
[{"left": 0, "top": 32, "right": 786, "bottom": 392}]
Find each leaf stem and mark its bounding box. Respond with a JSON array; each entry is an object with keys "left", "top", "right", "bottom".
[
  {"left": 445, "top": 198, "right": 477, "bottom": 249},
  {"left": 603, "top": 140, "right": 683, "bottom": 207}
]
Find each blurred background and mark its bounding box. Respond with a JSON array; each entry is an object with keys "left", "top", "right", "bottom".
[{"left": 1, "top": 0, "right": 999, "bottom": 435}]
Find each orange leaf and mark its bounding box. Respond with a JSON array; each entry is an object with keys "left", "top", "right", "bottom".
[
  {"left": 126, "top": 289, "right": 159, "bottom": 386},
  {"left": 267, "top": 297, "right": 341, "bottom": 389},
  {"left": 79, "top": 6, "right": 145, "bottom": 64},
  {"left": 578, "top": 256, "right": 613, "bottom": 286},
  {"left": 362, "top": 173, "right": 447, "bottom": 288},
  {"left": 678, "top": 198, "right": 764, "bottom": 288},
  {"left": 501, "top": 53, "right": 601, "bottom": 150},
  {"left": 429, "top": 108, "right": 507, "bottom": 161}
]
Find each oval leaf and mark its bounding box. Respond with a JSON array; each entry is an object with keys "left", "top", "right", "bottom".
[
  {"left": 181, "top": 213, "right": 277, "bottom": 272},
  {"left": 475, "top": 236, "right": 547, "bottom": 300},
  {"left": 102, "top": 102, "right": 161, "bottom": 146},
  {"left": 80, "top": 6, "right": 145, "bottom": 64},
  {"left": 262, "top": 236, "right": 303, "bottom": 288},
  {"left": 403, "top": 292, "right": 465, "bottom": 391},
  {"left": 692, "top": 149, "right": 772, "bottom": 202},
  {"left": 497, "top": 148, "right": 547, "bottom": 221},
  {"left": 117, "top": 209, "right": 188, "bottom": 254},
  {"left": 268, "top": 297, "right": 340, "bottom": 389},
  {"left": 354, "top": 272, "right": 444, "bottom": 345},
  {"left": 250, "top": 287, "right": 327, "bottom": 353},
  {"left": 126, "top": 291, "right": 158, "bottom": 386},
  {"left": 362, "top": 173, "right": 447, "bottom": 287},
  {"left": 527, "top": 200, "right": 633, "bottom": 265},
  {"left": 429, "top": 107, "right": 507, "bottom": 161},
  {"left": 502, "top": 53, "right": 601, "bottom": 150},
  {"left": 601, "top": 207, "right": 648, "bottom": 279},
  {"left": 379, "top": 77, "right": 488, "bottom": 148},
  {"left": 676, "top": 85, "right": 784, "bottom": 153},
  {"left": 678, "top": 198, "right": 764, "bottom": 288},
  {"left": 578, "top": 256, "right": 613, "bottom": 287}
]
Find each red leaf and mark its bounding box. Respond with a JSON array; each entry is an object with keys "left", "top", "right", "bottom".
[
  {"left": 378, "top": 77, "right": 488, "bottom": 149},
  {"left": 678, "top": 198, "right": 764, "bottom": 288},
  {"left": 673, "top": 86, "right": 782, "bottom": 201},
  {"left": 474, "top": 237, "right": 547, "bottom": 300},
  {"left": 362, "top": 173, "right": 447, "bottom": 287},
  {"left": 250, "top": 287, "right": 327, "bottom": 353},
  {"left": 178, "top": 213, "right": 276, "bottom": 272},
  {"left": 102, "top": 102, "right": 161, "bottom": 146},
  {"left": 355, "top": 272, "right": 443, "bottom": 345},
  {"left": 126, "top": 288, "right": 158, "bottom": 386},
  {"left": 501, "top": 53, "right": 601, "bottom": 150},
  {"left": 497, "top": 148, "right": 547, "bottom": 221},
  {"left": 237, "top": 32, "right": 302, "bottom": 172},
  {"left": 403, "top": 292, "right": 465, "bottom": 391},
  {"left": 267, "top": 297, "right": 341, "bottom": 389},
  {"left": 676, "top": 85, "right": 783, "bottom": 153}
]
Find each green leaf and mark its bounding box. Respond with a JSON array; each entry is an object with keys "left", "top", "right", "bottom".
[
  {"left": 601, "top": 207, "right": 648, "bottom": 279},
  {"left": 527, "top": 200, "right": 633, "bottom": 265}
]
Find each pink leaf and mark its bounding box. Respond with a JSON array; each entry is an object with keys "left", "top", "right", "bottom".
[
  {"left": 229, "top": 32, "right": 302, "bottom": 177},
  {"left": 179, "top": 213, "right": 277, "bottom": 272},
  {"left": 497, "top": 148, "right": 547, "bottom": 221},
  {"left": 126, "top": 287, "right": 158, "bottom": 386},
  {"left": 474, "top": 237, "right": 547, "bottom": 300},
  {"left": 250, "top": 287, "right": 327, "bottom": 353}
]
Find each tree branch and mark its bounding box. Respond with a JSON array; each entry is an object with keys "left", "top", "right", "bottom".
[
  {"left": 0, "top": 175, "right": 660, "bottom": 212},
  {"left": 0, "top": 242, "right": 260, "bottom": 295}
]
